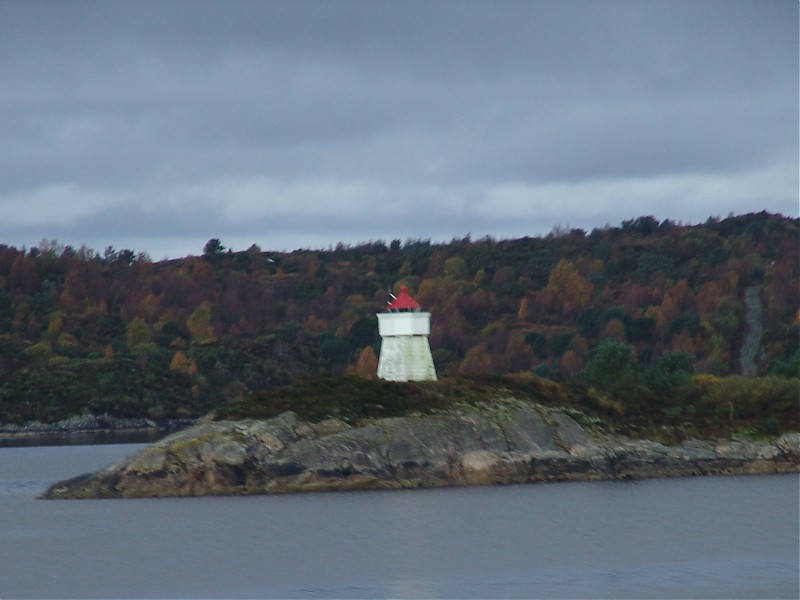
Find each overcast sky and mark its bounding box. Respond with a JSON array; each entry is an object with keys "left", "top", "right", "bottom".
[{"left": 1, "top": 0, "right": 797, "bottom": 259}]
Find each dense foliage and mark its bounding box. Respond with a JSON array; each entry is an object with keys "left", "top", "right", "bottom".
[{"left": 0, "top": 212, "right": 797, "bottom": 429}]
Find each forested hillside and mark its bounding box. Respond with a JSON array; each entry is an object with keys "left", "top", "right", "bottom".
[{"left": 0, "top": 212, "right": 797, "bottom": 426}]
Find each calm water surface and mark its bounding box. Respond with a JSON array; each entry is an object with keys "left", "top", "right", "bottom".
[{"left": 1, "top": 443, "right": 797, "bottom": 599}]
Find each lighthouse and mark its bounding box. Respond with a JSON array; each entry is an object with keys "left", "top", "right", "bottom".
[{"left": 377, "top": 286, "right": 437, "bottom": 381}]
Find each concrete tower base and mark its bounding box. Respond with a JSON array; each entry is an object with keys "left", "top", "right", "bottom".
[{"left": 377, "top": 336, "right": 437, "bottom": 382}]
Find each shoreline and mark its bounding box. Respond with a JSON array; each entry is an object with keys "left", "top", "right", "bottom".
[
  {"left": 40, "top": 408, "right": 800, "bottom": 499},
  {"left": 0, "top": 414, "right": 195, "bottom": 445}
]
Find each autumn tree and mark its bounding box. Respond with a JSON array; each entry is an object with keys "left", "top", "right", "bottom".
[
  {"left": 559, "top": 350, "right": 584, "bottom": 378},
  {"left": 546, "top": 259, "right": 591, "bottom": 319},
  {"left": 170, "top": 350, "right": 191, "bottom": 373},
  {"left": 444, "top": 256, "right": 468, "bottom": 280},
  {"left": 503, "top": 335, "right": 533, "bottom": 372},
  {"left": 8, "top": 254, "right": 38, "bottom": 295},
  {"left": 603, "top": 318, "right": 627, "bottom": 342},
  {"left": 351, "top": 346, "right": 378, "bottom": 380},
  {"left": 186, "top": 302, "right": 215, "bottom": 341},
  {"left": 517, "top": 297, "right": 534, "bottom": 322},
  {"left": 126, "top": 317, "right": 150, "bottom": 348},
  {"left": 459, "top": 344, "right": 493, "bottom": 376}
]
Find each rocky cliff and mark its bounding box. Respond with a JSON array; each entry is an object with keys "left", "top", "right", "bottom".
[{"left": 41, "top": 405, "right": 799, "bottom": 499}]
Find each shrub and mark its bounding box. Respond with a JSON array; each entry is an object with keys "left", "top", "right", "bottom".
[
  {"left": 687, "top": 374, "right": 799, "bottom": 433},
  {"left": 645, "top": 350, "right": 695, "bottom": 398},
  {"left": 584, "top": 340, "right": 647, "bottom": 410}
]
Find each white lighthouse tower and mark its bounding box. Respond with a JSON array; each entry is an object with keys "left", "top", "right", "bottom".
[{"left": 377, "top": 286, "right": 437, "bottom": 381}]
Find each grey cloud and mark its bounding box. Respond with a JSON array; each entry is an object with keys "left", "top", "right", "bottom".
[{"left": 0, "top": 0, "right": 796, "bottom": 257}]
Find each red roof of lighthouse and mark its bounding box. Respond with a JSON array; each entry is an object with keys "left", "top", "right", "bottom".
[{"left": 387, "top": 285, "right": 421, "bottom": 311}]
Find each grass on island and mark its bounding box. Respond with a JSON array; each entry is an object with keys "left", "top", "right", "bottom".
[{"left": 213, "top": 372, "right": 798, "bottom": 443}]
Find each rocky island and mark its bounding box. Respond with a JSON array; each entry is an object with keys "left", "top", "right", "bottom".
[{"left": 41, "top": 404, "right": 799, "bottom": 499}]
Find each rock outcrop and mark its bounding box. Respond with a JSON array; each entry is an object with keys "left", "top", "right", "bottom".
[
  {"left": 41, "top": 406, "right": 800, "bottom": 499},
  {"left": 0, "top": 414, "right": 194, "bottom": 440}
]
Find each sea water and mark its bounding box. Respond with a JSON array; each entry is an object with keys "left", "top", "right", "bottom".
[{"left": 1, "top": 443, "right": 797, "bottom": 598}]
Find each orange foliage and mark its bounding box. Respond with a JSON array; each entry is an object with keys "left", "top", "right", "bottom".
[
  {"left": 659, "top": 294, "right": 678, "bottom": 325},
  {"left": 559, "top": 349, "right": 584, "bottom": 377},
  {"left": 170, "top": 350, "right": 190, "bottom": 373},
  {"left": 350, "top": 346, "right": 378, "bottom": 380},
  {"left": 138, "top": 293, "right": 161, "bottom": 323},
  {"left": 671, "top": 330, "right": 696, "bottom": 354},
  {"left": 695, "top": 282, "right": 721, "bottom": 319},
  {"left": 517, "top": 297, "right": 533, "bottom": 322},
  {"left": 644, "top": 306, "right": 667, "bottom": 337},
  {"left": 603, "top": 318, "right": 627, "bottom": 341},
  {"left": 503, "top": 335, "right": 533, "bottom": 372},
  {"left": 546, "top": 259, "right": 591, "bottom": 318},
  {"left": 570, "top": 335, "right": 589, "bottom": 357},
  {"left": 459, "top": 344, "right": 493, "bottom": 376},
  {"left": 667, "top": 279, "right": 694, "bottom": 312},
  {"left": 304, "top": 315, "right": 328, "bottom": 334}
]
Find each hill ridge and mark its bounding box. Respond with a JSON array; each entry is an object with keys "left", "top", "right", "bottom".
[{"left": 0, "top": 211, "right": 797, "bottom": 425}]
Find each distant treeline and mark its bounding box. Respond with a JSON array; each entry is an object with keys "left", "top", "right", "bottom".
[{"left": 0, "top": 211, "right": 797, "bottom": 427}]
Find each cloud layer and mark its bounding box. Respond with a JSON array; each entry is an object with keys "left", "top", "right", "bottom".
[{"left": 1, "top": 0, "right": 796, "bottom": 258}]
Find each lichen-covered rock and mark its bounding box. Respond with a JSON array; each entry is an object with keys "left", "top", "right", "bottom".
[
  {"left": 40, "top": 407, "right": 799, "bottom": 500},
  {"left": 775, "top": 432, "right": 800, "bottom": 461}
]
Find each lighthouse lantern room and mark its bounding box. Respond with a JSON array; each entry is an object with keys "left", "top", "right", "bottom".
[{"left": 376, "top": 286, "right": 437, "bottom": 382}]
